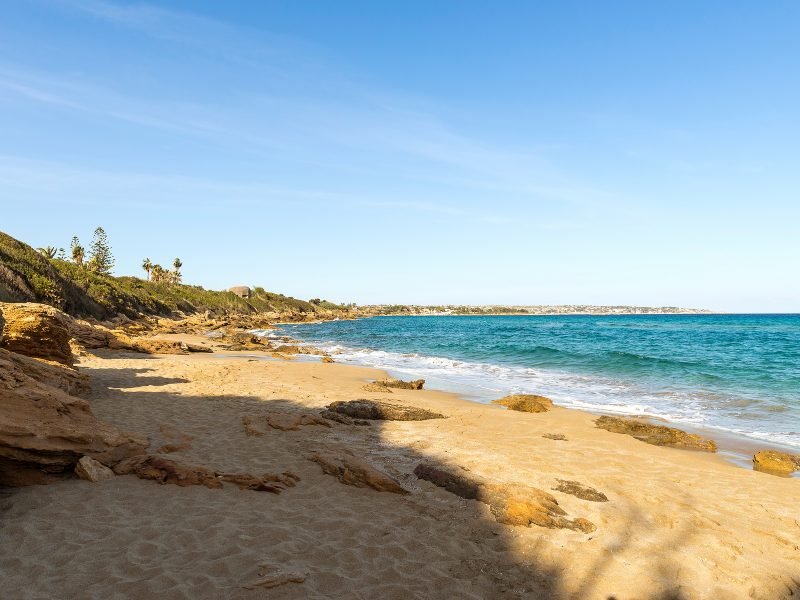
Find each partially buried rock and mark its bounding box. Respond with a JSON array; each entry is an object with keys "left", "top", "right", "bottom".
[
  {"left": 75, "top": 456, "right": 115, "bottom": 482},
  {"left": 321, "top": 356, "right": 334, "bottom": 363},
  {"left": 362, "top": 382, "right": 393, "bottom": 393},
  {"left": 376, "top": 378, "right": 425, "bottom": 390},
  {"left": 753, "top": 450, "right": 799, "bottom": 477},
  {"left": 0, "top": 302, "right": 74, "bottom": 365},
  {"left": 318, "top": 410, "right": 371, "bottom": 427},
  {"left": 309, "top": 452, "right": 407, "bottom": 494},
  {"left": 242, "top": 412, "right": 332, "bottom": 435},
  {"left": 552, "top": 479, "right": 608, "bottom": 502},
  {"left": 218, "top": 471, "right": 299, "bottom": 493},
  {"left": 595, "top": 416, "right": 717, "bottom": 452},
  {"left": 492, "top": 394, "right": 553, "bottom": 413},
  {"left": 113, "top": 455, "right": 222, "bottom": 489},
  {"left": 326, "top": 399, "right": 445, "bottom": 421},
  {"left": 414, "top": 464, "right": 595, "bottom": 532},
  {"left": 543, "top": 433, "right": 567, "bottom": 441}
]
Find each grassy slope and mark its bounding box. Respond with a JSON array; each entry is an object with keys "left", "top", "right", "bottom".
[{"left": 0, "top": 231, "right": 335, "bottom": 320}]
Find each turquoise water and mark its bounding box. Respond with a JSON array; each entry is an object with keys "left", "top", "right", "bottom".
[{"left": 276, "top": 314, "right": 800, "bottom": 450}]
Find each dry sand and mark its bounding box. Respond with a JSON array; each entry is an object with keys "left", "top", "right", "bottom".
[{"left": 1, "top": 343, "right": 798, "bottom": 599}]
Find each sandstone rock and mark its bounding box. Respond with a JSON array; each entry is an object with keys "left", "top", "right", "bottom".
[
  {"left": 113, "top": 455, "right": 222, "bottom": 489},
  {"left": 318, "top": 410, "right": 371, "bottom": 427},
  {"left": 543, "top": 433, "right": 567, "bottom": 441},
  {"left": 1, "top": 348, "right": 89, "bottom": 396},
  {"left": 0, "top": 302, "right": 73, "bottom": 365},
  {"left": 362, "top": 382, "right": 393, "bottom": 393},
  {"left": 492, "top": 394, "right": 553, "bottom": 413},
  {"left": 75, "top": 456, "right": 115, "bottom": 482},
  {"left": 414, "top": 464, "right": 595, "bottom": 532},
  {"left": 321, "top": 356, "right": 334, "bottom": 363},
  {"left": 595, "top": 416, "right": 717, "bottom": 452},
  {"left": 108, "top": 334, "right": 211, "bottom": 355},
  {"left": 376, "top": 378, "right": 425, "bottom": 390},
  {"left": 553, "top": 479, "right": 608, "bottom": 502},
  {"left": 753, "top": 450, "right": 799, "bottom": 476},
  {"left": 67, "top": 319, "right": 113, "bottom": 349},
  {"left": 0, "top": 308, "right": 4, "bottom": 343},
  {"left": 309, "top": 452, "right": 407, "bottom": 494},
  {"left": 243, "top": 568, "right": 306, "bottom": 590},
  {"left": 0, "top": 350, "right": 147, "bottom": 486},
  {"left": 242, "top": 412, "right": 332, "bottom": 435},
  {"left": 218, "top": 471, "right": 299, "bottom": 493},
  {"left": 326, "top": 399, "right": 445, "bottom": 421}
]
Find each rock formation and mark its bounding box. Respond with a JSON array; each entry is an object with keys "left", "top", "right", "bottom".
[
  {"left": 75, "top": 456, "right": 115, "bottom": 482},
  {"left": 374, "top": 378, "right": 425, "bottom": 390},
  {"left": 362, "top": 382, "right": 393, "bottom": 393},
  {"left": 309, "top": 452, "right": 407, "bottom": 494},
  {"left": 414, "top": 463, "right": 595, "bottom": 532},
  {"left": 752, "top": 450, "right": 799, "bottom": 476},
  {"left": 492, "top": 394, "right": 553, "bottom": 413},
  {"left": 325, "top": 399, "right": 445, "bottom": 421},
  {"left": 0, "top": 302, "right": 73, "bottom": 365},
  {"left": 0, "top": 348, "right": 147, "bottom": 486},
  {"left": 595, "top": 416, "right": 717, "bottom": 452},
  {"left": 552, "top": 479, "right": 608, "bottom": 502}
]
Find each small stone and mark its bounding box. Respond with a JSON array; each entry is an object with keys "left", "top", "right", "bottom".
[{"left": 75, "top": 456, "right": 115, "bottom": 482}]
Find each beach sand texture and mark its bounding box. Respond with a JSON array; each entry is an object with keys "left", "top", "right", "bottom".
[{"left": 1, "top": 347, "right": 798, "bottom": 599}]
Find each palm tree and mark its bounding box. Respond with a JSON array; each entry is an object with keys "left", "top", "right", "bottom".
[
  {"left": 142, "top": 258, "right": 153, "bottom": 281},
  {"left": 151, "top": 264, "right": 166, "bottom": 283},
  {"left": 37, "top": 246, "right": 58, "bottom": 259},
  {"left": 172, "top": 258, "right": 183, "bottom": 285}
]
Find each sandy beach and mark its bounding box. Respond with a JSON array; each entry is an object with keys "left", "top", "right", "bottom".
[{"left": 1, "top": 332, "right": 798, "bottom": 600}]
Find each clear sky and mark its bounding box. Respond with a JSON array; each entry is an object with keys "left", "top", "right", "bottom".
[{"left": 1, "top": 1, "right": 798, "bottom": 312}]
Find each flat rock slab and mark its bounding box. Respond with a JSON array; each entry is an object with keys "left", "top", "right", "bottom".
[
  {"left": 414, "top": 463, "right": 595, "bottom": 532},
  {"left": 492, "top": 394, "right": 553, "bottom": 413},
  {"left": 553, "top": 479, "right": 608, "bottom": 502},
  {"left": 595, "top": 416, "right": 717, "bottom": 452},
  {"left": 326, "top": 399, "right": 445, "bottom": 421},
  {"left": 309, "top": 452, "right": 407, "bottom": 494}
]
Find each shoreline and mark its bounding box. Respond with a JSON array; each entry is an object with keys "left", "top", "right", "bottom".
[
  {"left": 266, "top": 322, "right": 800, "bottom": 463},
  {"left": 3, "top": 335, "right": 798, "bottom": 598}
]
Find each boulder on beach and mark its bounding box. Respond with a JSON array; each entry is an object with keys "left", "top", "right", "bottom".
[
  {"left": 75, "top": 456, "right": 115, "bottom": 482},
  {"left": 492, "top": 394, "right": 553, "bottom": 413},
  {"left": 414, "top": 463, "right": 595, "bottom": 532},
  {"left": 752, "top": 450, "right": 799, "bottom": 476},
  {"left": 326, "top": 399, "right": 445, "bottom": 421},
  {"left": 0, "top": 302, "right": 74, "bottom": 365},
  {"left": 595, "top": 416, "right": 717, "bottom": 452}
]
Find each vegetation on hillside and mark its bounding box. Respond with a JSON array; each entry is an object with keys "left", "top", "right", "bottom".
[{"left": 0, "top": 230, "right": 343, "bottom": 320}]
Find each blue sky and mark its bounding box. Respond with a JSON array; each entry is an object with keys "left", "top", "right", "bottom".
[{"left": 1, "top": 1, "right": 798, "bottom": 311}]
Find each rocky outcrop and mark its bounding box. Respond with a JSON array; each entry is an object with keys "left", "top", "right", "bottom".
[
  {"left": 113, "top": 455, "right": 222, "bottom": 488},
  {"left": 414, "top": 464, "right": 595, "bottom": 532},
  {"left": 75, "top": 456, "right": 115, "bottom": 482},
  {"left": 0, "top": 302, "right": 73, "bottom": 365},
  {"left": 318, "top": 410, "right": 371, "bottom": 427},
  {"left": 309, "top": 452, "right": 407, "bottom": 494},
  {"left": 326, "top": 400, "right": 445, "bottom": 421},
  {"left": 553, "top": 479, "right": 608, "bottom": 502},
  {"left": 0, "top": 349, "right": 147, "bottom": 486},
  {"left": 375, "top": 378, "right": 425, "bottom": 390},
  {"left": 595, "top": 416, "right": 717, "bottom": 452},
  {"left": 2, "top": 348, "right": 89, "bottom": 396},
  {"left": 492, "top": 394, "right": 553, "bottom": 413},
  {"left": 108, "top": 333, "right": 212, "bottom": 355},
  {"left": 753, "top": 450, "right": 799, "bottom": 476}
]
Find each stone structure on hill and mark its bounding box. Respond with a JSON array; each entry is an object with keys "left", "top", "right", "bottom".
[{"left": 228, "top": 286, "right": 251, "bottom": 298}]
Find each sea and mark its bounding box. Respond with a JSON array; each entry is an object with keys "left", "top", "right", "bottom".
[{"left": 270, "top": 314, "right": 800, "bottom": 452}]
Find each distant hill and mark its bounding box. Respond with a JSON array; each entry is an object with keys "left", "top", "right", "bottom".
[{"left": 0, "top": 231, "right": 340, "bottom": 320}]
